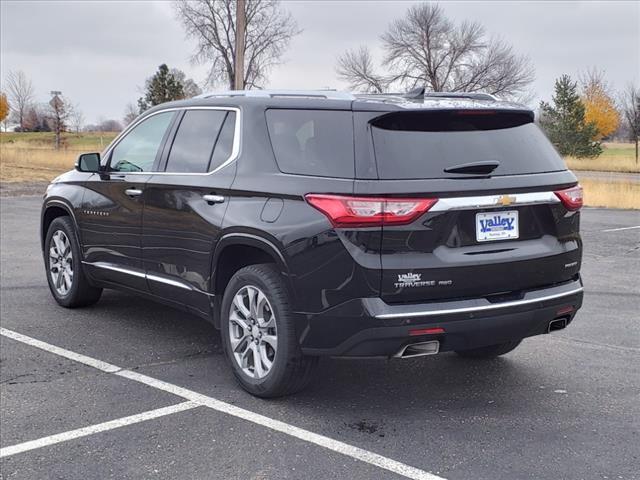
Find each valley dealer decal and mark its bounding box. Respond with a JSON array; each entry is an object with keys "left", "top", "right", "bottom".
[{"left": 479, "top": 215, "right": 516, "bottom": 233}]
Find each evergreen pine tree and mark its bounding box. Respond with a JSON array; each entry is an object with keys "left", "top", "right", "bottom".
[
  {"left": 137, "top": 64, "right": 185, "bottom": 113},
  {"left": 539, "top": 75, "right": 602, "bottom": 158}
]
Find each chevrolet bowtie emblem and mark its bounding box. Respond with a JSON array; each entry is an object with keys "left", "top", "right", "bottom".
[{"left": 498, "top": 195, "right": 515, "bottom": 206}]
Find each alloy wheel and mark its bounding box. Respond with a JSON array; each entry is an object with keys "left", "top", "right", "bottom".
[
  {"left": 228, "top": 285, "right": 278, "bottom": 379},
  {"left": 49, "top": 230, "right": 73, "bottom": 295}
]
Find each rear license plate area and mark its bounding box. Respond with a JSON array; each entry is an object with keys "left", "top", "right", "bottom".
[{"left": 476, "top": 210, "right": 519, "bottom": 242}]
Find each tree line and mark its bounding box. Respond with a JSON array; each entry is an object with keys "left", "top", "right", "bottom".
[
  {"left": 540, "top": 70, "right": 639, "bottom": 162},
  {"left": 0, "top": 64, "right": 202, "bottom": 141},
  {"left": 0, "top": 71, "right": 87, "bottom": 137},
  {"left": 0, "top": 0, "right": 638, "bottom": 160}
]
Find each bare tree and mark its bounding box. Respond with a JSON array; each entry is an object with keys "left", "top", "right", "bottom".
[
  {"left": 123, "top": 102, "right": 139, "bottom": 126},
  {"left": 175, "top": 0, "right": 301, "bottom": 89},
  {"left": 338, "top": 4, "right": 534, "bottom": 99},
  {"left": 48, "top": 92, "right": 71, "bottom": 149},
  {"left": 579, "top": 68, "right": 613, "bottom": 97},
  {"left": 336, "top": 47, "right": 388, "bottom": 94},
  {"left": 23, "top": 103, "right": 50, "bottom": 132},
  {"left": 620, "top": 84, "right": 640, "bottom": 164},
  {"left": 69, "top": 105, "right": 85, "bottom": 134},
  {"left": 170, "top": 68, "right": 202, "bottom": 98},
  {"left": 99, "top": 119, "right": 123, "bottom": 132},
  {"left": 5, "top": 70, "right": 35, "bottom": 130}
]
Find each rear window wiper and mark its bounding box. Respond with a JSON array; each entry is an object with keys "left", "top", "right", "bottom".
[{"left": 444, "top": 161, "right": 500, "bottom": 175}]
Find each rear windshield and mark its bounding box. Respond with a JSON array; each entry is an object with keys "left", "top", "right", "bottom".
[
  {"left": 370, "top": 110, "right": 566, "bottom": 179},
  {"left": 266, "top": 109, "right": 354, "bottom": 178}
]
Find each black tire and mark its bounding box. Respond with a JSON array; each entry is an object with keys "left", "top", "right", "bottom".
[
  {"left": 455, "top": 340, "right": 522, "bottom": 359},
  {"left": 220, "top": 264, "right": 318, "bottom": 398},
  {"left": 45, "top": 216, "right": 102, "bottom": 308}
]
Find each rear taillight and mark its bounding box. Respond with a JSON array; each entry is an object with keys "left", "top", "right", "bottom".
[
  {"left": 305, "top": 194, "right": 437, "bottom": 228},
  {"left": 555, "top": 185, "right": 583, "bottom": 211}
]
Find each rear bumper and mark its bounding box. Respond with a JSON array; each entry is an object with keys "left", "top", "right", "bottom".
[{"left": 297, "top": 278, "right": 584, "bottom": 357}]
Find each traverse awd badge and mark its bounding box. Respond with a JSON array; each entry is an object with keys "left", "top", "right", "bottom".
[{"left": 394, "top": 273, "right": 454, "bottom": 289}]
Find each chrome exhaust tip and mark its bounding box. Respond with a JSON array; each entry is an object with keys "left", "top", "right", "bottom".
[
  {"left": 395, "top": 340, "right": 440, "bottom": 358},
  {"left": 548, "top": 317, "right": 568, "bottom": 333}
]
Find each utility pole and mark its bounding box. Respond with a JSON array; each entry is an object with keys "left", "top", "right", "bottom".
[{"left": 234, "top": 0, "right": 245, "bottom": 90}]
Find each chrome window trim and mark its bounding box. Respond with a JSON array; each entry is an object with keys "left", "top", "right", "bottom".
[
  {"left": 374, "top": 287, "right": 583, "bottom": 319},
  {"left": 102, "top": 106, "right": 242, "bottom": 176},
  {"left": 430, "top": 191, "right": 560, "bottom": 212}
]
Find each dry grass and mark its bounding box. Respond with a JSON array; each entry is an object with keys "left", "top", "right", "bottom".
[
  {"left": 565, "top": 156, "right": 639, "bottom": 173},
  {"left": 581, "top": 179, "right": 640, "bottom": 210},
  {"left": 0, "top": 132, "right": 118, "bottom": 182},
  {"left": 0, "top": 147, "right": 77, "bottom": 182},
  {"left": 565, "top": 142, "right": 639, "bottom": 173},
  {"left": 0, "top": 131, "right": 118, "bottom": 149},
  {"left": 0, "top": 133, "right": 638, "bottom": 209}
]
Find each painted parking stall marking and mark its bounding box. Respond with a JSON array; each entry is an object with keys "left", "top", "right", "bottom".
[
  {"left": 601, "top": 225, "right": 640, "bottom": 232},
  {"left": 1, "top": 327, "right": 122, "bottom": 373},
  {"left": 0, "top": 328, "right": 446, "bottom": 480},
  {"left": 0, "top": 402, "right": 200, "bottom": 458}
]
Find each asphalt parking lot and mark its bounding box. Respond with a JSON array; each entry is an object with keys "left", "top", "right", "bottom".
[{"left": 1, "top": 195, "right": 638, "bottom": 480}]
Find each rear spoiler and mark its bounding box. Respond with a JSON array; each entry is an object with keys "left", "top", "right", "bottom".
[{"left": 370, "top": 109, "right": 535, "bottom": 132}]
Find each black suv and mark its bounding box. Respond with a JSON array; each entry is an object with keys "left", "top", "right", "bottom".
[{"left": 41, "top": 90, "right": 584, "bottom": 397}]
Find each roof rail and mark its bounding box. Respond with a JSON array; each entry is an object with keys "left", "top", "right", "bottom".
[
  {"left": 356, "top": 89, "right": 501, "bottom": 102},
  {"left": 423, "top": 91, "right": 499, "bottom": 101},
  {"left": 196, "top": 89, "right": 356, "bottom": 100}
]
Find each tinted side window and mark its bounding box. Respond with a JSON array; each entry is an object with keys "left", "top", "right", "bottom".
[
  {"left": 165, "top": 110, "right": 227, "bottom": 173},
  {"left": 110, "top": 112, "right": 174, "bottom": 172},
  {"left": 266, "top": 109, "right": 354, "bottom": 178},
  {"left": 209, "top": 111, "right": 236, "bottom": 171}
]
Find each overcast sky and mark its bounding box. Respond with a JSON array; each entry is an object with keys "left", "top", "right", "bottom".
[{"left": 1, "top": 0, "right": 638, "bottom": 124}]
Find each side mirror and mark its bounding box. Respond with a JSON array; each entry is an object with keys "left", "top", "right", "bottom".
[{"left": 75, "top": 153, "right": 101, "bottom": 173}]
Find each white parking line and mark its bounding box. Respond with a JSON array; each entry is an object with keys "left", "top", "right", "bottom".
[
  {"left": 1, "top": 327, "right": 121, "bottom": 373},
  {"left": 601, "top": 225, "right": 640, "bottom": 232},
  {"left": 550, "top": 336, "right": 640, "bottom": 354},
  {"left": 0, "top": 328, "right": 446, "bottom": 480},
  {"left": 0, "top": 402, "right": 199, "bottom": 458}
]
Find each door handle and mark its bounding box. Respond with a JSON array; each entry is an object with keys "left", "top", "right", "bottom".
[
  {"left": 125, "top": 188, "right": 143, "bottom": 197},
  {"left": 203, "top": 194, "right": 225, "bottom": 204}
]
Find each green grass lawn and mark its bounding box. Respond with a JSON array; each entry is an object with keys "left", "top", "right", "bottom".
[
  {"left": 565, "top": 142, "right": 638, "bottom": 173},
  {"left": 0, "top": 131, "right": 119, "bottom": 150},
  {"left": 601, "top": 142, "right": 636, "bottom": 159}
]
